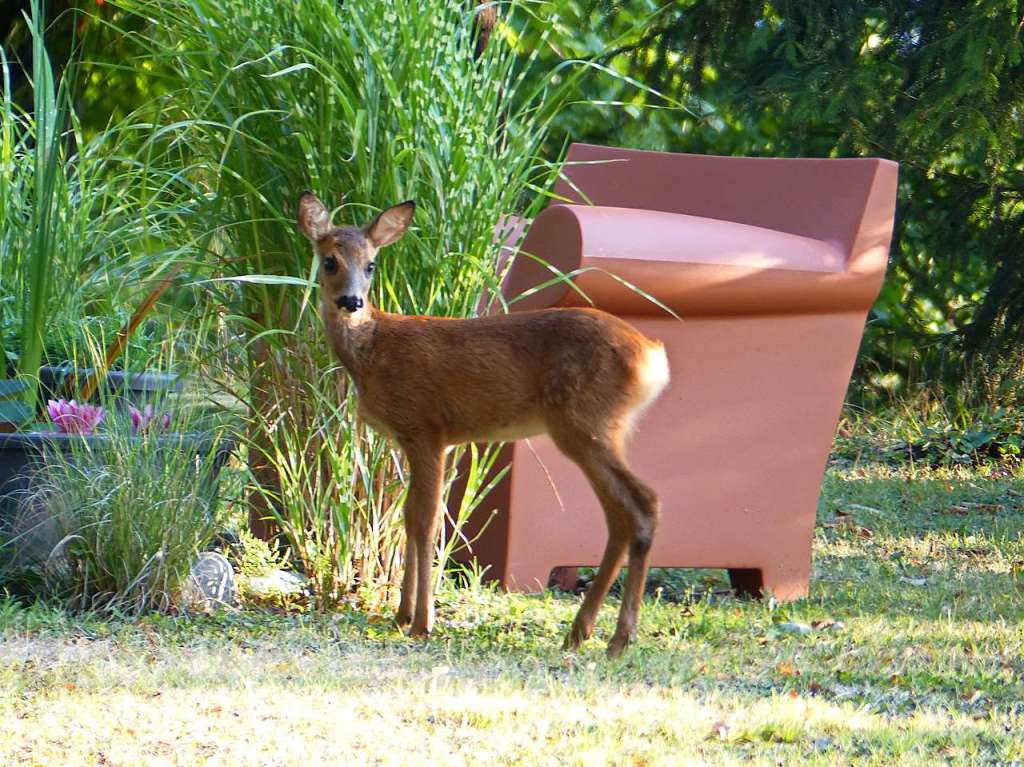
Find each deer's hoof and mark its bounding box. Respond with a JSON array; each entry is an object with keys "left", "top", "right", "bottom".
[
  {"left": 563, "top": 617, "right": 592, "bottom": 651},
  {"left": 395, "top": 610, "right": 413, "bottom": 631},
  {"left": 605, "top": 631, "right": 632, "bottom": 660},
  {"left": 408, "top": 623, "right": 432, "bottom": 638}
]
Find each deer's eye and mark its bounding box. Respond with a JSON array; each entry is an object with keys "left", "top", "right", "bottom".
[
  {"left": 365, "top": 262, "right": 376, "bottom": 276},
  {"left": 323, "top": 256, "right": 339, "bottom": 275}
]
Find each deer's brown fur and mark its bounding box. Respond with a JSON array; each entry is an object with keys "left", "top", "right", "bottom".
[{"left": 298, "top": 193, "right": 669, "bottom": 657}]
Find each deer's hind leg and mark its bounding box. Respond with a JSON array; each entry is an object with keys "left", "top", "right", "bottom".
[
  {"left": 548, "top": 422, "right": 659, "bottom": 657},
  {"left": 605, "top": 461, "right": 659, "bottom": 657}
]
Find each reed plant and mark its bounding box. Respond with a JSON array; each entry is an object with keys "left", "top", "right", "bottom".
[
  {"left": 0, "top": 0, "right": 213, "bottom": 420},
  {"left": 117, "top": 0, "right": 587, "bottom": 607}
]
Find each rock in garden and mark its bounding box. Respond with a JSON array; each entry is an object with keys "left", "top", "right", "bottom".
[
  {"left": 245, "top": 568, "right": 307, "bottom": 598},
  {"left": 182, "top": 551, "right": 237, "bottom": 608},
  {"left": 777, "top": 621, "right": 813, "bottom": 635}
]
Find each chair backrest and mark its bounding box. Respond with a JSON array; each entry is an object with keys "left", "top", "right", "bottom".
[{"left": 552, "top": 143, "right": 898, "bottom": 275}]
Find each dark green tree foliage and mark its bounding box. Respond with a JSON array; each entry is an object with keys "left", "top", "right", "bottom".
[
  {"left": 1, "top": 1, "right": 167, "bottom": 133},
  {"left": 532, "top": 1, "right": 1024, "bottom": 397}
]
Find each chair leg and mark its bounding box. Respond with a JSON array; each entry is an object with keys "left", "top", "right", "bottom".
[
  {"left": 728, "top": 568, "right": 764, "bottom": 599},
  {"left": 728, "top": 561, "right": 811, "bottom": 602},
  {"left": 549, "top": 566, "right": 579, "bottom": 591}
]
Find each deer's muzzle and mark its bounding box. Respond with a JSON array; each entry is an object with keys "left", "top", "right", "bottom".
[{"left": 336, "top": 295, "right": 364, "bottom": 312}]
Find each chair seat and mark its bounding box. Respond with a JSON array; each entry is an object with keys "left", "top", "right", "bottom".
[{"left": 574, "top": 205, "right": 846, "bottom": 273}]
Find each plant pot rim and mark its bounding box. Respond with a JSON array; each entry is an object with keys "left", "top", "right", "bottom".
[
  {"left": 0, "top": 431, "right": 238, "bottom": 474},
  {"left": 0, "top": 431, "right": 236, "bottom": 457},
  {"left": 38, "top": 366, "right": 182, "bottom": 393}
]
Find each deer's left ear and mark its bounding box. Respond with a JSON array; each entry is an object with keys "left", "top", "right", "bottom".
[
  {"left": 365, "top": 200, "right": 415, "bottom": 248},
  {"left": 297, "top": 192, "right": 332, "bottom": 241}
]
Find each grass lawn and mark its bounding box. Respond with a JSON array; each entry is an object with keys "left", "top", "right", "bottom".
[{"left": 2, "top": 460, "right": 1023, "bottom": 766}]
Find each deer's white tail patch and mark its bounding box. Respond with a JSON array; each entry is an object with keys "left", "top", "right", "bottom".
[{"left": 625, "top": 341, "right": 670, "bottom": 433}]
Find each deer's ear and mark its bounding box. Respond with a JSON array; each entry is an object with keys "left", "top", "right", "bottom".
[
  {"left": 297, "top": 192, "right": 331, "bottom": 241},
  {"left": 365, "top": 200, "right": 415, "bottom": 248}
]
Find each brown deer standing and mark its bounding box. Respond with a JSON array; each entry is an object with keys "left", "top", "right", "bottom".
[{"left": 297, "top": 193, "right": 670, "bottom": 657}]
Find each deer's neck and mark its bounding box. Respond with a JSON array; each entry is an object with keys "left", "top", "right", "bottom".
[{"left": 323, "top": 303, "right": 385, "bottom": 383}]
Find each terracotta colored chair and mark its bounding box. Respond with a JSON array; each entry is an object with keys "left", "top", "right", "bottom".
[{"left": 453, "top": 143, "right": 898, "bottom": 601}]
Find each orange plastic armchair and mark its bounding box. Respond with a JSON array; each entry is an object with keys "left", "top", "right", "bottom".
[{"left": 454, "top": 143, "right": 898, "bottom": 600}]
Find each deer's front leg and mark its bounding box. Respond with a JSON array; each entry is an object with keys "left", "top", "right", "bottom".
[
  {"left": 403, "top": 439, "right": 445, "bottom": 638},
  {"left": 396, "top": 518, "right": 417, "bottom": 630}
]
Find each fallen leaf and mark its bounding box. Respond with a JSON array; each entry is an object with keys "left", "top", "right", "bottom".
[
  {"left": 811, "top": 618, "right": 841, "bottom": 631},
  {"left": 963, "top": 502, "right": 1004, "bottom": 515},
  {"left": 777, "top": 660, "right": 798, "bottom": 677}
]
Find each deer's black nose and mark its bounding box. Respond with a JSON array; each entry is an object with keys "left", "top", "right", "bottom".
[{"left": 335, "top": 295, "right": 364, "bottom": 312}]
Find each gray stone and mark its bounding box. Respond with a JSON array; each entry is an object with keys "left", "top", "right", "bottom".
[
  {"left": 245, "top": 568, "right": 307, "bottom": 598},
  {"left": 182, "top": 551, "right": 237, "bottom": 608},
  {"left": 777, "top": 621, "right": 813, "bottom": 635},
  {"left": 812, "top": 737, "right": 834, "bottom": 752}
]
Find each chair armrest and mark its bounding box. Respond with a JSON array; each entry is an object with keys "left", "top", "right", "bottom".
[{"left": 504, "top": 204, "right": 888, "bottom": 317}]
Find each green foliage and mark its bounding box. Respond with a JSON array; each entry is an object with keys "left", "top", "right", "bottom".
[
  {"left": 230, "top": 528, "right": 286, "bottom": 581},
  {"left": 838, "top": 396, "right": 1024, "bottom": 469},
  {"left": 130, "top": 0, "right": 571, "bottom": 313},
  {"left": 0, "top": 1, "right": 207, "bottom": 402},
  {"left": 2, "top": 0, "right": 66, "bottom": 408},
  {"left": 897, "top": 419, "right": 1022, "bottom": 467}
]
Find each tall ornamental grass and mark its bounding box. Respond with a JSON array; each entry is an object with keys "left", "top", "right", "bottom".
[
  {"left": 123, "top": 0, "right": 583, "bottom": 607},
  {"left": 0, "top": 1, "right": 211, "bottom": 410}
]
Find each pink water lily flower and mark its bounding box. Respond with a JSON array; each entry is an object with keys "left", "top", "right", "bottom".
[
  {"left": 46, "top": 399, "right": 105, "bottom": 435},
  {"left": 129, "top": 403, "right": 171, "bottom": 433}
]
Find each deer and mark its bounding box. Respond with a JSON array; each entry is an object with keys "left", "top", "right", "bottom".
[{"left": 297, "top": 192, "right": 670, "bottom": 658}]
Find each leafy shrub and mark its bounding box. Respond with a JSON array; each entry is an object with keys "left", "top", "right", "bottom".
[
  {"left": 891, "top": 408, "right": 1023, "bottom": 467},
  {"left": 0, "top": 0, "right": 204, "bottom": 389},
  {"left": 836, "top": 400, "right": 1023, "bottom": 469}
]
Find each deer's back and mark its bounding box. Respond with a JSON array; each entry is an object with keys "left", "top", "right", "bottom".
[{"left": 353, "top": 308, "right": 665, "bottom": 445}]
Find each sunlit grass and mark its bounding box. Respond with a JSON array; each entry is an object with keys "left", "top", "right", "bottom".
[{"left": 2, "top": 460, "right": 1022, "bottom": 765}]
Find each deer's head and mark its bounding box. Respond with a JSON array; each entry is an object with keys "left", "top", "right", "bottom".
[{"left": 297, "top": 192, "right": 415, "bottom": 318}]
